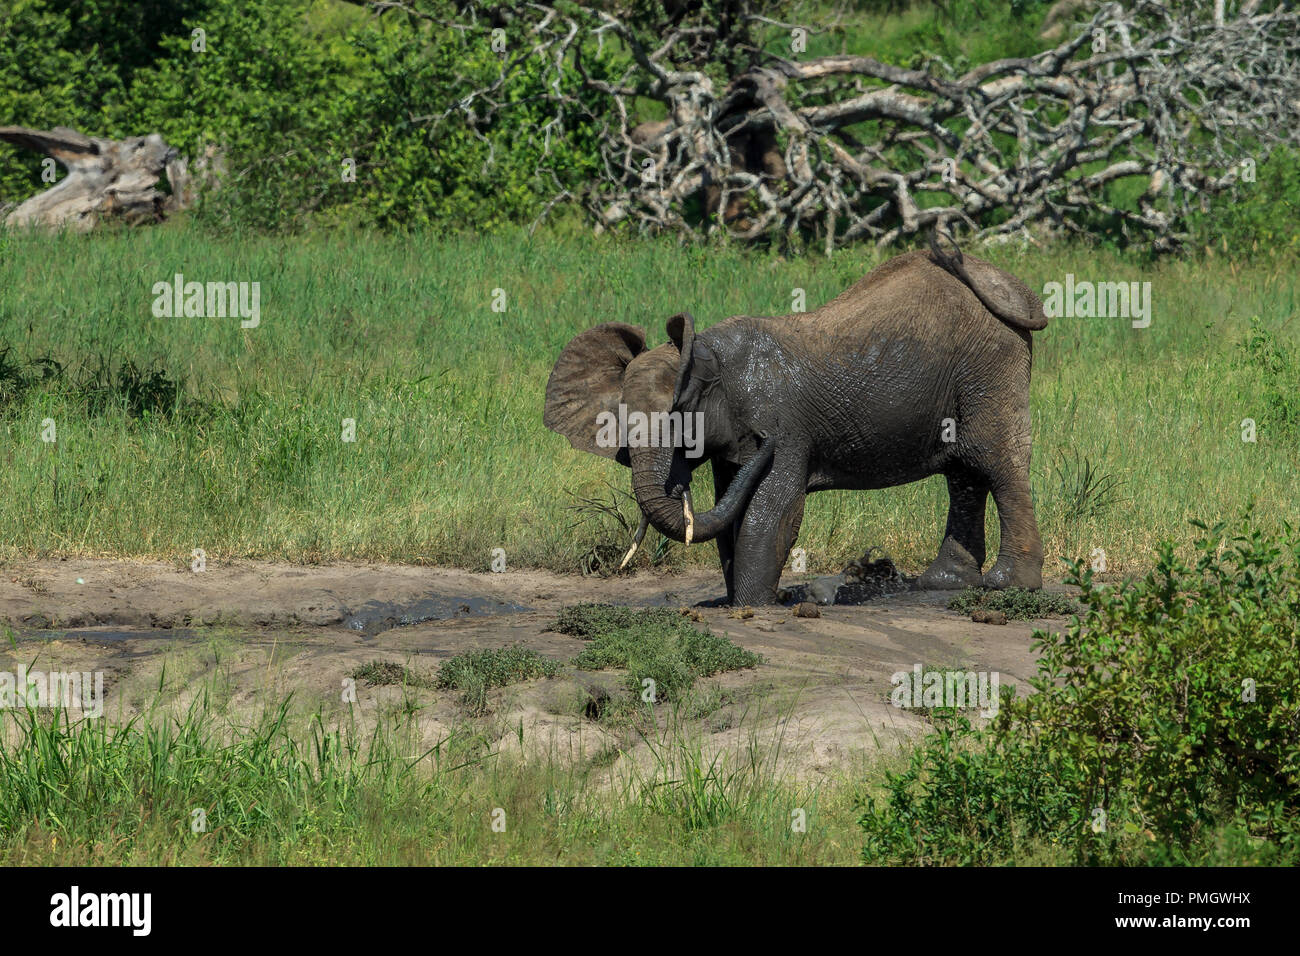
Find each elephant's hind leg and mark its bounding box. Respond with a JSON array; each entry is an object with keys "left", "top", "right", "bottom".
[
  {"left": 917, "top": 469, "right": 988, "bottom": 589},
  {"left": 983, "top": 471, "right": 1044, "bottom": 590}
]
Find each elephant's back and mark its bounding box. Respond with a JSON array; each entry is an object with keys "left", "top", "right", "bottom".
[{"left": 773, "top": 252, "right": 1016, "bottom": 358}]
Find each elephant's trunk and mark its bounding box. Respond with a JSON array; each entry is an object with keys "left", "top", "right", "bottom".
[{"left": 629, "top": 438, "right": 772, "bottom": 544}]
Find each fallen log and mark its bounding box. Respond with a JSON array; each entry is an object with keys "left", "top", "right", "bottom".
[{"left": 0, "top": 125, "right": 193, "bottom": 231}]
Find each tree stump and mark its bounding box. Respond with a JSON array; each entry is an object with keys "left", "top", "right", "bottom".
[{"left": 0, "top": 125, "right": 193, "bottom": 232}]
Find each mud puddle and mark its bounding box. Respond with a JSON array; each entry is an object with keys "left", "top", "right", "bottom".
[
  {"left": 343, "top": 594, "right": 532, "bottom": 635},
  {"left": 18, "top": 626, "right": 199, "bottom": 645},
  {"left": 778, "top": 551, "right": 913, "bottom": 606}
]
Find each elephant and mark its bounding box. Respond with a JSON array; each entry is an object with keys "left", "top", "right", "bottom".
[{"left": 543, "top": 234, "right": 1048, "bottom": 606}]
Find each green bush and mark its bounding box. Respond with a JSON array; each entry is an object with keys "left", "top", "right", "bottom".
[
  {"left": 1189, "top": 146, "right": 1300, "bottom": 254},
  {"left": 0, "top": 0, "right": 121, "bottom": 199},
  {"left": 860, "top": 512, "right": 1300, "bottom": 865},
  {"left": 0, "top": 0, "right": 607, "bottom": 232}
]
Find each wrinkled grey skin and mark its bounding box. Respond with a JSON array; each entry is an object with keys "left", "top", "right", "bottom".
[{"left": 544, "top": 239, "right": 1047, "bottom": 606}]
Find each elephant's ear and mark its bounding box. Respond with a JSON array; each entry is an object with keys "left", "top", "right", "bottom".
[
  {"left": 544, "top": 322, "right": 646, "bottom": 460},
  {"left": 666, "top": 311, "right": 696, "bottom": 408}
]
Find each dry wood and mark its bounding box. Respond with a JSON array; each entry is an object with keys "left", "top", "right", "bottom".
[
  {"left": 0, "top": 126, "right": 192, "bottom": 231},
  {"left": 350, "top": 0, "right": 1300, "bottom": 251}
]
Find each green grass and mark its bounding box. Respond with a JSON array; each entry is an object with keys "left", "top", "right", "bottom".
[
  {"left": 0, "top": 693, "right": 863, "bottom": 865},
  {"left": 434, "top": 645, "right": 559, "bottom": 714},
  {"left": 548, "top": 603, "right": 686, "bottom": 638},
  {"left": 560, "top": 604, "right": 762, "bottom": 704},
  {"left": 0, "top": 225, "right": 1296, "bottom": 581},
  {"left": 947, "top": 587, "right": 1080, "bottom": 620}
]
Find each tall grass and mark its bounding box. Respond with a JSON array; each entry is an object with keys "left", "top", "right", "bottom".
[
  {"left": 0, "top": 691, "right": 864, "bottom": 865},
  {"left": 1, "top": 225, "right": 1296, "bottom": 577}
]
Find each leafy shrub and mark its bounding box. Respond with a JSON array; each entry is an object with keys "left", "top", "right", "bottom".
[
  {"left": 863, "top": 513, "right": 1300, "bottom": 864},
  {"left": 0, "top": 0, "right": 608, "bottom": 233},
  {"left": 0, "top": 0, "right": 124, "bottom": 200},
  {"left": 947, "top": 587, "right": 1079, "bottom": 620},
  {"left": 1189, "top": 146, "right": 1300, "bottom": 254}
]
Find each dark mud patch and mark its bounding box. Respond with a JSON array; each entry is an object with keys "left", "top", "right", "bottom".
[
  {"left": 17, "top": 626, "right": 199, "bottom": 645},
  {"left": 633, "top": 588, "right": 721, "bottom": 608},
  {"left": 777, "top": 548, "right": 912, "bottom": 607},
  {"left": 779, "top": 573, "right": 914, "bottom": 606},
  {"left": 344, "top": 594, "right": 532, "bottom": 636}
]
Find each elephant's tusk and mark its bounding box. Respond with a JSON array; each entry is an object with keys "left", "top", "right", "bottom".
[
  {"left": 682, "top": 488, "right": 695, "bottom": 546},
  {"left": 618, "top": 514, "right": 650, "bottom": 570}
]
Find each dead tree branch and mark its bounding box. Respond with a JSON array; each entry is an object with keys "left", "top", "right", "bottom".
[{"left": 351, "top": 0, "right": 1300, "bottom": 251}]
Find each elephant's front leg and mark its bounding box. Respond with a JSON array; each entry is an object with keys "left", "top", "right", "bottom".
[
  {"left": 713, "top": 461, "right": 739, "bottom": 604},
  {"left": 731, "top": 458, "right": 807, "bottom": 606}
]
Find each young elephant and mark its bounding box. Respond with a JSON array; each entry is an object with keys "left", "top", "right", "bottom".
[{"left": 544, "top": 238, "right": 1048, "bottom": 606}]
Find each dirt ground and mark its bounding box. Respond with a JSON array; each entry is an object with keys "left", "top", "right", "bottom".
[{"left": 0, "top": 558, "right": 1069, "bottom": 778}]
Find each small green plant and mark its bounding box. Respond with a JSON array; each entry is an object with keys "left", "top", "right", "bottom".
[
  {"left": 947, "top": 587, "right": 1079, "bottom": 619},
  {"left": 565, "top": 486, "right": 675, "bottom": 574},
  {"left": 555, "top": 604, "right": 762, "bottom": 705},
  {"left": 0, "top": 347, "right": 62, "bottom": 409},
  {"left": 548, "top": 603, "right": 682, "bottom": 638},
  {"left": 351, "top": 660, "right": 434, "bottom": 688},
  {"left": 1051, "top": 449, "right": 1126, "bottom": 523},
  {"left": 435, "top": 646, "right": 559, "bottom": 714},
  {"left": 1233, "top": 316, "right": 1300, "bottom": 438},
  {"left": 77, "top": 357, "right": 190, "bottom": 421}
]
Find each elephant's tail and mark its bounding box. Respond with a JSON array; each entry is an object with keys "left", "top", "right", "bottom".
[{"left": 928, "top": 229, "right": 1048, "bottom": 332}]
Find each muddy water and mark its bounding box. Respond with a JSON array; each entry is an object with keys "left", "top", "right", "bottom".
[
  {"left": 780, "top": 573, "right": 913, "bottom": 606},
  {"left": 17, "top": 627, "right": 198, "bottom": 647},
  {"left": 343, "top": 594, "right": 533, "bottom": 635}
]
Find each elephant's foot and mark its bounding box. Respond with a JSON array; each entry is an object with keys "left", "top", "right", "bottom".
[
  {"left": 731, "top": 579, "right": 782, "bottom": 606},
  {"left": 982, "top": 555, "right": 1043, "bottom": 590},
  {"left": 917, "top": 540, "right": 984, "bottom": 590}
]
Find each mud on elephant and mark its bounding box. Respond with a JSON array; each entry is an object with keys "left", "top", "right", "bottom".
[{"left": 544, "top": 236, "right": 1048, "bottom": 606}]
